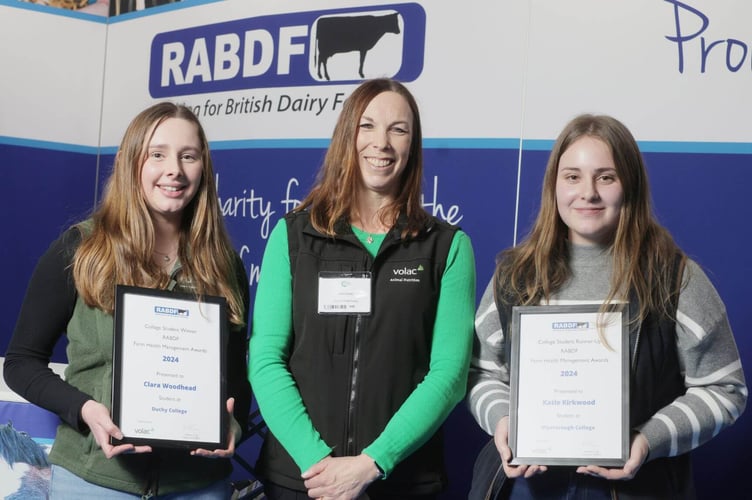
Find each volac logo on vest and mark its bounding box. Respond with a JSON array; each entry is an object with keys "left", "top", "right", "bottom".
[
  {"left": 148, "top": 3, "right": 426, "bottom": 98},
  {"left": 389, "top": 264, "right": 424, "bottom": 283}
]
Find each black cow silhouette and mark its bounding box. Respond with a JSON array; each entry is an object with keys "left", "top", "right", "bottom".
[{"left": 315, "top": 13, "right": 401, "bottom": 81}]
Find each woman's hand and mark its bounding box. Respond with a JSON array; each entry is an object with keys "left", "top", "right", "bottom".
[
  {"left": 576, "top": 432, "right": 649, "bottom": 480},
  {"left": 302, "top": 454, "right": 381, "bottom": 500},
  {"left": 81, "top": 399, "right": 152, "bottom": 458},
  {"left": 191, "top": 397, "right": 238, "bottom": 458},
  {"left": 494, "top": 416, "right": 548, "bottom": 479}
]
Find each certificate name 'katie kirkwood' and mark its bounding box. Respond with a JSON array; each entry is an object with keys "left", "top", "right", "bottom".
[{"left": 509, "top": 304, "right": 629, "bottom": 467}]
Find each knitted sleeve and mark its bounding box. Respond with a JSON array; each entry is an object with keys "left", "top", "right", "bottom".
[
  {"left": 466, "top": 277, "right": 511, "bottom": 435},
  {"left": 637, "top": 260, "right": 747, "bottom": 460},
  {"left": 362, "top": 230, "right": 476, "bottom": 475}
]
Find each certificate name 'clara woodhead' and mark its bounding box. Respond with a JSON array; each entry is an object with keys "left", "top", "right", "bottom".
[{"left": 111, "top": 285, "right": 228, "bottom": 450}]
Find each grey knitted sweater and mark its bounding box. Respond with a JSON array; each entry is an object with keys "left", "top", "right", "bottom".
[{"left": 467, "top": 244, "right": 747, "bottom": 461}]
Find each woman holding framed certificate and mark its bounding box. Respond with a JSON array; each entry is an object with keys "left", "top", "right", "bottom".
[
  {"left": 3, "top": 102, "right": 252, "bottom": 498},
  {"left": 467, "top": 114, "right": 747, "bottom": 499},
  {"left": 249, "top": 78, "right": 476, "bottom": 499}
]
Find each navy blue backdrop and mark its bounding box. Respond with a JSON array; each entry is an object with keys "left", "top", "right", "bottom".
[{"left": 2, "top": 142, "right": 749, "bottom": 499}]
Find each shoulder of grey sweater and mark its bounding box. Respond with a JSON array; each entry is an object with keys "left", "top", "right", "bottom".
[{"left": 677, "top": 258, "right": 729, "bottom": 335}]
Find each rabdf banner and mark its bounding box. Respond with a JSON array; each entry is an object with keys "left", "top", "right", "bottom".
[
  {"left": 96, "top": 0, "right": 521, "bottom": 295},
  {"left": 99, "top": 0, "right": 523, "bottom": 145},
  {"left": 89, "top": 0, "right": 752, "bottom": 329},
  {"left": 147, "top": 3, "right": 425, "bottom": 137}
]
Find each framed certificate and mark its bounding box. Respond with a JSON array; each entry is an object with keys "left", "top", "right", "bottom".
[
  {"left": 509, "top": 304, "right": 629, "bottom": 466},
  {"left": 111, "top": 285, "right": 227, "bottom": 450}
]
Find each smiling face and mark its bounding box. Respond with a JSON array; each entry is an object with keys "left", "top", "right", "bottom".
[
  {"left": 355, "top": 90, "right": 413, "bottom": 200},
  {"left": 556, "top": 136, "right": 624, "bottom": 246},
  {"left": 140, "top": 117, "right": 203, "bottom": 225}
]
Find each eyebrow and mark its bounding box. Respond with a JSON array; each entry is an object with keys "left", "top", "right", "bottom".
[
  {"left": 359, "top": 115, "right": 411, "bottom": 127},
  {"left": 559, "top": 166, "right": 617, "bottom": 173},
  {"left": 147, "top": 143, "right": 201, "bottom": 152}
]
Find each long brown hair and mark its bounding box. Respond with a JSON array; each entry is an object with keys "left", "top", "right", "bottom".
[
  {"left": 295, "top": 78, "right": 428, "bottom": 238},
  {"left": 495, "top": 114, "right": 685, "bottom": 323},
  {"left": 72, "top": 102, "right": 245, "bottom": 326}
]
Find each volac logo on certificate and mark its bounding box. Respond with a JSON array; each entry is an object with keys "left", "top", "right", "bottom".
[{"left": 318, "top": 271, "right": 372, "bottom": 315}]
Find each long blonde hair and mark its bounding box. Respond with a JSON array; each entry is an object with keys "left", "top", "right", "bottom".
[
  {"left": 295, "top": 78, "right": 429, "bottom": 239},
  {"left": 72, "top": 102, "right": 245, "bottom": 326},
  {"left": 495, "top": 114, "right": 685, "bottom": 323}
]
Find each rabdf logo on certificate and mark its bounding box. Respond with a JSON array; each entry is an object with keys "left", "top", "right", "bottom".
[{"left": 154, "top": 305, "right": 190, "bottom": 317}]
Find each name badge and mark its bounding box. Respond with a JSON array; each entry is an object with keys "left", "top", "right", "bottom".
[{"left": 318, "top": 271, "right": 372, "bottom": 315}]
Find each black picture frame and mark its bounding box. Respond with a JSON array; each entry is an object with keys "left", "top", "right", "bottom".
[
  {"left": 111, "top": 284, "right": 227, "bottom": 450},
  {"left": 508, "top": 303, "right": 629, "bottom": 466}
]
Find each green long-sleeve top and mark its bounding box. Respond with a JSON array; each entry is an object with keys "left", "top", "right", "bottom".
[{"left": 249, "top": 219, "right": 476, "bottom": 475}]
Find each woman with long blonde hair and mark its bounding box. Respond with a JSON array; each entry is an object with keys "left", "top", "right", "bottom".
[
  {"left": 468, "top": 114, "right": 746, "bottom": 499},
  {"left": 4, "top": 102, "right": 251, "bottom": 498}
]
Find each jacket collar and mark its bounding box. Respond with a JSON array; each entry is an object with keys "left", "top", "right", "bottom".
[{"left": 303, "top": 212, "right": 435, "bottom": 244}]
